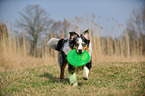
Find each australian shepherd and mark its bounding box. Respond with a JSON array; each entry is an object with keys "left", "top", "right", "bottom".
[{"left": 47, "top": 30, "right": 92, "bottom": 86}]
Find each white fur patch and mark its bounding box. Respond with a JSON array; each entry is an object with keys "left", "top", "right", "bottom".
[
  {"left": 62, "top": 40, "right": 71, "bottom": 55},
  {"left": 89, "top": 43, "right": 92, "bottom": 56},
  {"left": 47, "top": 38, "right": 59, "bottom": 49},
  {"left": 69, "top": 73, "right": 77, "bottom": 84},
  {"left": 83, "top": 67, "right": 89, "bottom": 79},
  {"left": 78, "top": 38, "right": 82, "bottom": 49},
  {"left": 77, "top": 38, "right": 84, "bottom": 53}
]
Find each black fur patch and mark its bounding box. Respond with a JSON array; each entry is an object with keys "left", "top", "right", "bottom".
[
  {"left": 69, "top": 38, "right": 77, "bottom": 49},
  {"left": 59, "top": 50, "right": 68, "bottom": 66},
  {"left": 56, "top": 39, "right": 68, "bottom": 51},
  {"left": 80, "top": 35, "right": 90, "bottom": 45},
  {"left": 68, "top": 64, "right": 75, "bottom": 74},
  {"left": 56, "top": 39, "right": 64, "bottom": 51},
  {"left": 86, "top": 59, "right": 92, "bottom": 70}
]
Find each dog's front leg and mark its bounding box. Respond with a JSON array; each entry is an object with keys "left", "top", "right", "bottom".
[
  {"left": 83, "top": 66, "right": 89, "bottom": 80},
  {"left": 83, "top": 59, "right": 92, "bottom": 80},
  {"left": 68, "top": 64, "right": 78, "bottom": 87}
]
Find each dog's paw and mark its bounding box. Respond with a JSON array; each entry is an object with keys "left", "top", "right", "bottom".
[
  {"left": 83, "top": 76, "right": 88, "bottom": 80},
  {"left": 72, "top": 82, "right": 78, "bottom": 87},
  {"left": 60, "top": 75, "right": 64, "bottom": 79}
]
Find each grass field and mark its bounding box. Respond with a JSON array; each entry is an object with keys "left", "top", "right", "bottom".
[{"left": 1, "top": 62, "right": 145, "bottom": 96}]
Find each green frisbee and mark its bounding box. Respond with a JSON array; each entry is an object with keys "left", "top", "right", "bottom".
[{"left": 67, "top": 49, "right": 90, "bottom": 67}]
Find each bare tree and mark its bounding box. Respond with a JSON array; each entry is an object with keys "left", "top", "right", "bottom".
[
  {"left": 16, "top": 5, "right": 53, "bottom": 56},
  {"left": 50, "top": 19, "right": 71, "bottom": 38},
  {"left": 126, "top": 4, "right": 145, "bottom": 55}
]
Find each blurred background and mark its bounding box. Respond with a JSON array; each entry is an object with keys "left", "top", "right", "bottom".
[{"left": 0, "top": 0, "right": 145, "bottom": 70}]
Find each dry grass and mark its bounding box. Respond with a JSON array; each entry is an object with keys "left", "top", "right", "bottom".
[
  {"left": 0, "top": 20, "right": 145, "bottom": 71},
  {"left": 0, "top": 38, "right": 57, "bottom": 71},
  {"left": 1, "top": 62, "right": 145, "bottom": 95}
]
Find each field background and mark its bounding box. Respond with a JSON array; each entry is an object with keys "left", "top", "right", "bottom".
[{"left": 0, "top": 16, "right": 145, "bottom": 95}]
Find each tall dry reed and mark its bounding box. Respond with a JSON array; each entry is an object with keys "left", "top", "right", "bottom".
[{"left": 0, "top": 16, "right": 145, "bottom": 70}]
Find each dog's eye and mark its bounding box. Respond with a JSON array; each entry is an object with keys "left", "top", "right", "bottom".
[{"left": 82, "top": 43, "right": 87, "bottom": 47}]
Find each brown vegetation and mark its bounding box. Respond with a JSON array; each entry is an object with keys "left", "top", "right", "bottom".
[{"left": 0, "top": 16, "right": 145, "bottom": 71}]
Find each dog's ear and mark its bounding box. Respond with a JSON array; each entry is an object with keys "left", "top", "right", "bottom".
[
  {"left": 83, "top": 29, "right": 89, "bottom": 39},
  {"left": 69, "top": 31, "right": 79, "bottom": 40}
]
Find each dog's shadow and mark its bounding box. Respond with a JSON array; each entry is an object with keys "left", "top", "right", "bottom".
[{"left": 39, "top": 72, "right": 69, "bottom": 84}]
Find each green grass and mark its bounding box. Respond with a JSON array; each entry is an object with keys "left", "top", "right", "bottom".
[{"left": 1, "top": 62, "right": 145, "bottom": 96}]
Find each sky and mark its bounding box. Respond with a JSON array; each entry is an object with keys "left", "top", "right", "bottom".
[{"left": 0, "top": 0, "right": 144, "bottom": 37}]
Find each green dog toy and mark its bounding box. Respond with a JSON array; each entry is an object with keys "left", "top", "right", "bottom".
[{"left": 67, "top": 49, "right": 90, "bottom": 67}]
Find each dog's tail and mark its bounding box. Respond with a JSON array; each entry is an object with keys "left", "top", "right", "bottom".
[{"left": 47, "top": 38, "right": 64, "bottom": 51}]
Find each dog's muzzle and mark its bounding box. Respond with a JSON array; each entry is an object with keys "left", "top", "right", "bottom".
[{"left": 78, "top": 49, "right": 83, "bottom": 54}]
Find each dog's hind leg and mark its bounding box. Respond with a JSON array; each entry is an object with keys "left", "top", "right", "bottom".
[
  {"left": 60, "top": 63, "right": 67, "bottom": 79},
  {"left": 58, "top": 51, "right": 68, "bottom": 79}
]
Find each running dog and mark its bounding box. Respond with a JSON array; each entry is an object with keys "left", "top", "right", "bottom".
[{"left": 47, "top": 30, "right": 92, "bottom": 86}]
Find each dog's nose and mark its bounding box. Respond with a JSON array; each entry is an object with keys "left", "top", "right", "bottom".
[{"left": 78, "top": 49, "right": 82, "bottom": 53}]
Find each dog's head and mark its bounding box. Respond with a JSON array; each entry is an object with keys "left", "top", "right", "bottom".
[{"left": 69, "top": 30, "right": 90, "bottom": 54}]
